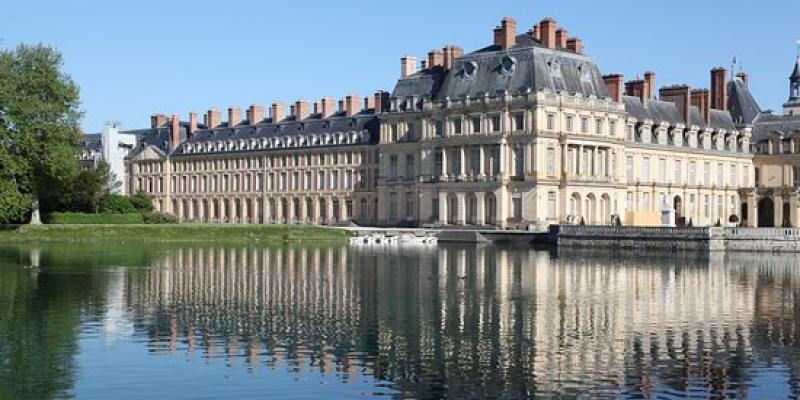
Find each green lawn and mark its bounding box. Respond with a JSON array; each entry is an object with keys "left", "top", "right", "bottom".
[{"left": 0, "top": 224, "right": 353, "bottom": 244}]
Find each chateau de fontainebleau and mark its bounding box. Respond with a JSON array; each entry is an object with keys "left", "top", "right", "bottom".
[{"left": 79, "top": 17, "right": 800, "bottom": 229}]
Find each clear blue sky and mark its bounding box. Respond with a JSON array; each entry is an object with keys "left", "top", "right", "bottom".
[{"left": 3, "top": 0, "right": 799, "bottom": 133}]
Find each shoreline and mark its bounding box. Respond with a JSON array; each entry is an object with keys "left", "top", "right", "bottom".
[{"left": 0, "top": 224, "right": 353, "bottom": 244}]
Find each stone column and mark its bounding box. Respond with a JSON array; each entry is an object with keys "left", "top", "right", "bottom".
[
  {"left": 748, "top": 194, "right": 758, "bottom": 227},
  {"left": 478, "top": 146, "right": 486, "bottom": 179},
  {"left": 456, "top": 192, "right": 467, "bottom": 225},
  {"left": 312, "top": 197, "right": 321, "bottom": 224},
  {"left": 578, "top": 145, "right": 584, "bottom": 177},
  {"left": 438, "top": 191, "right": 448, "bottom": 225},
  {"left": 495, "top": 187, "right": 508, "bottom": 228},
  {"left": 475, "top": 192, "right": 486, "bottom": 226},
  {"left": 775, "top": 195, "right": 785, "bottom": 227},
  {"left": 524, "top": 143, "right": 533, "bottom": 177},
  {"left": 499, "top": 140, "right": 507, "bottom": 179},
  {"left": 441, "top": 148, "right": 448, "bottom": 180},
  {"left": 419, "top": 190, "right": 433, "bottom": 223},
  {"left": 459, "top": 146, "right": 466, "bottom": 178},
  {"left": 326, "top": 197, "right": 334, "bottom": 224}
]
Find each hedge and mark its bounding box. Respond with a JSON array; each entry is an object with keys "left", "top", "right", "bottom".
[{"left": 49, "top": 212, "right": 145, "bottom": 225}]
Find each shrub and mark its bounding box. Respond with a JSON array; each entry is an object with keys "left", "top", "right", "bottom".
[
  {"left": 729, "top": 214, "right": 740, "bottom": 224},
  {"left": 143, "top": 212, "right": 179, "bottom": 224},
  {"left": 49, "top": 212, "right": 144, "bottom": 224},
  {"left": 98, "top": 195, "right": 136, "bottom": 214},
  {"left": 130, "top": 191, "right": 154, "bottom": 213}
]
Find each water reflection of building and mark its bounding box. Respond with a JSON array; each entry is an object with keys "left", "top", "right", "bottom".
[{"left": 127, "top": 246, "right": 800, "bottom": 398}]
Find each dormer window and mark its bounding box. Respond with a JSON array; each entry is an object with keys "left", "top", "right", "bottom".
[
  {"left": 462, "top": 61, "right": 478, "bottom": 78},
  {"left": 501, "top": 56, "right": 516, "bottom": 75}
]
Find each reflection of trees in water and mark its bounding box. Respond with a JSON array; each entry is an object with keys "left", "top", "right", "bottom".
[
  {"left": 0, "top": 245, "right": 115, "bottom": 400},
  {"left": 127, "top": 245, "right": 800, "bottom": 398}
]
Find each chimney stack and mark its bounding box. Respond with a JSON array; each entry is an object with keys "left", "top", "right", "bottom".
[
  {"left": 736, "top": 71, "right": 749, "bottom": 88},
  {"left": 529, "top": 25, "right": 541, "bottom": 41},
  {"left": 603, "top": 74, "right": 624, "bottom": 103},
  {"left": 228, "top": 106, "right": 242, "bottom": 127},
  {"left": 643, "top": 71, "right": 656, "bottom": 101},
  {"left": 555, "top": 28, "right": 568, "bottom": 48},
  {"left": 427, "top": 49, "right": 444, "bottom": 69},
  {"left": 442, "top": 45, "right": 463, "bottom": 70},
  {"left": 269, "top": 102, "right": 286, "bottom": 123},
  {"left": 150, "top": 113, "right": 167, "bottom": 129},
  {"left": 566, "top": 38, "right": 583, "bottom": 54},
  {"left": 710, "top": 67, "right": 728, "bottom": 110},
  {"left": 204, "top": 109, "right": 221, "bottom": 129},
  {"left": 247, "top": 104, "right": 264, "bottom": 125},
  {"left": 691, "top": 89, "right": 711, "bottom": 125},
  {"left": 660, "top": 85, "right": 692, "bottom": 124},
  {"left": 401, "top": 55, "right": 417, "bottom": 78},
  {"left": 625, "top": 80, "right": 647, "bottom": 104},
  {"left": 539, "top": 18, "right": 557, "bottom": 49},
  {"left": 344, "top": 95, "right": 361, "bottom": 116},
  {"left": 294, "top": 100, "right": 310, "bottom": 120},
  {"left": 319, "top": 97, "right": 336, "bottom": 118},
  {"left": 493, "top": 17, "right": 516, "bottom": 49},
  {"left": 188, "top": 112, "right": 198, "bottom": 137},
  {"left": 374, "top": 90, "right": 390, "bottom": 113},
  {"left": 170, "top": 114, "right": 180, "bottom": 150}
]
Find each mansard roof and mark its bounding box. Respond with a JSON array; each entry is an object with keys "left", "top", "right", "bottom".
[
  {"left": 727, "top": 78, "right": 761, "bottom": 125},
  {"left": 751, "top": 113, "right": 800, "bottom": 142},
  {"left": 391, "top": 33, "right": 608, "bottom": 102},
  {"left": 622, "top": 96, "right": 736, "bottom": 131},
  {"left": 170, "top": 112, "right": 379, "bottom": 156}
]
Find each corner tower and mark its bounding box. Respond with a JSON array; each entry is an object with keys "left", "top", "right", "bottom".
[{"left": 784, "top": 54, "right": 800, "bottom": 115}]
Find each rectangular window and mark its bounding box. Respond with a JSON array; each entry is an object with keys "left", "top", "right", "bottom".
[
  {"left": 331, "top": 170, "right": 339, "bottom": 190},
  {"left": 491, "top": 115, "right": 502, "bottom": 132},
  {"left": 546, "top": 148, "right": 556, "bottom": 177},
  {"left": 471, "top": 117, "right": 481, "bottom": 133},
  {"left": 452, "top": 118, "right": 462, "bottom": 135},
  {"left": 626, "top": 156, "right": 634, "bottom": 184},
  {"left": 512, "top": 198, "right": 522, "bottom": 220},
  {"left": 580, "top": 117, "right": 588, "bottom": 133},
  {"left": 730, "top": 164, "right": 737, "bottom": 187},
  {"left": 626, "top": 192, "right": 633, "bottom": 211},
  {"left": 292, "top": 171, "right": 299, "bottom": 191},
  {"left": 547, "top": 114, "right": 555, "bottom": 130},
  {"left": 317, "top": 171, "right": 325, "bottom": 190},
  {"left": 674, "top": 160, "right": 682, "bottom": 185},
  {"left": 718, "top": 195, "right": 723, "bottom": 220},
  {"left": 627, "top": 125, "right": 635, "bottom": 141},
  {"left": 658, "top": 158, "right": 667, "bottom": 184},
  {"left": 405, "top": 154, "right": 414, "bottom": 179},
  {"left": 703, "top": 162, "right": 711, "bottom": 186},
  {"left": 642, "top": 157, "right": 651, "bottom": 183},
  {"left": 565, "top": 116, "right": 574, "bottom": 132},
  {"left": 434, "top": 121, "right": 444, "bottom": 137},
  {"left": 717, "top": 163, "right": 723, "bottom": 187},
  {"left": 548, "top": 192, "right": 556, "bottom": 219},
  {"left": 344, "top": 170, "right": 352, "bottom": 190},
  {"left": 643, "top": 193, "right": 650, "bottom": 211},
  {"left": 406, "top": 192, "right": 414, "bottom": 218},
  {"left": 389, "top": 155, "right": 398, "bottom": 179},
  {"left": 513, "top": 114, "right": 524, "bottom": 131},
  {"left": 704, "top": 195, "right": 710, "bottom": 217},
  {"left": 609, "top": 121, "right": 617, "bottom": 137},
  {"left": 688, "top": 161, "right": 697, "bottom": 185},
  {"left": 305, "top": 172, "right": 311, "bottom": 190},
  {"left": 595, "top": 119, "right": 603, "bottom": 135}
]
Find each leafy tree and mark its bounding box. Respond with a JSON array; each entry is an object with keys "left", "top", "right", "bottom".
[
  {"left": 129, "top": 190, "right": 154, "bottom": 213},
  {"left": 0, "top": 44, "right": 82, "bottom": 224},
  {"left": 98, "top": 195, "right": 136, "bottom": 214},
  {"left": 58, "top": 160, "right": 117, "bottom": 213}
]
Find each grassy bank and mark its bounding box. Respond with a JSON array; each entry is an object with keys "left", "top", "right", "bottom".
[{"left": 0, "top": 224, "right": 353, "bottom": 244}]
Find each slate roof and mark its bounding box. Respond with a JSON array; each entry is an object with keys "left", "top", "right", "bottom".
[
  {"left": 79, "top": 133, "right": 102, "bottom": 151},
  {"left": 727, "top": 78, "right": 761, "bottom": 125},
  {"left": 391, "top": 33, "right": 608, "bottom": 101},
  {"left": 751, "top": 113, "right": 800, "bottom": 142},
  {"left": 622, "top": 96, "right": 735, "bottom": 130},
  {"left": 791, "top": 56, "right": 800, "bottom": 80},
  {"left": 170, "top": 113, "right": 379, "bottom": 156}
]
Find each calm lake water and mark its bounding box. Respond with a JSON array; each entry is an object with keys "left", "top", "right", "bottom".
[{"left": 1, "top": 243, "right": 799, "bottom": 399}]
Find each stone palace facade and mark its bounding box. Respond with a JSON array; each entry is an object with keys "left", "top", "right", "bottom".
[{"left": 115, "top": 17, "right": 800, "bottom": 228}]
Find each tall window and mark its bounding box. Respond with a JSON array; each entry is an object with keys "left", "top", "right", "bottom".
[
  {"left": 547, "top": 192, "right": 556, "bottom": 219},
  {"left": 405, "top": 154, "right": 414, "bottom": 179},
  {"left": 716, "top": 163, "right": 723, "bottom": 187},
  {"left": 331, "top": 170, "right": 339, "bottom": 190},
  {"left": 471, "top": 117, "right": 481, "bottom": 133},
  {"left": 626, "top": 192, "right": 633, "bottom": 211},
  {"left": 643, "top": 193, "right": 650, "bottom": 210},
  {"left": 513, "top": 114, "right": 524, "bottom": 131},
  {"left": 512, "top": 198, "right": 522, "bottom": 220},
  {"left": 642, "top": 157, "right": 651, "bottom": 183},
  {"left": 595, "top": 118, "right": 603, "bottom": 135},
  {"left": 704, "top": 195, "right": 710, "bottom": 217},
  {"left": 609, "top": 121, "right": 617, "bottom": 137},
  {"left": 688, "top": 161, "right": 697, "bottom": 185},
  {"left": 547, "top": 114, "right": 555, "bottom": 131},
  {"left": 389, "top": 155, "right": 398, "bottom": 179},
  {"left": 730, "top": 164, "right": 738, "bottom": 187},
  {"left": 434, "top": 121, "right": 444, "bottom": 137},
  {"left": 580, "top": 117, "right": 588, "bottom": 133},
  {"left": 674, "top": 160, "right": 682, "bottom": 185},
  {"left": 389, "top": 192, "right": 397, "bottom": 219},
  {"left": 317, "top": 171, "right": 325, "bottom": 190},
  {"left": 452, "top": 118, "right": 462, "bottom": 135},
  {"left": 626, "top": 156, "right": 634, "bottom": 184},
  {"left": 305, "top": 172, "right": 311, "bottom": 190},
  {"left": 491, "top": 115, "right": 502, "bottom": 132},
  {"left": 703, "top": 162, "right": 711, "bottom": 186},
  {"left": 565, "top": 116, "right": 574, "bottom": 132},
  {"left": 406, "top": 192, "right": 414, "bottom": 218},
  {"left": 292, "top": 171, "right": 299, "bottom": 191},
  {"left": 546, "top": 148, "right": 556, "bottom": 177},
  {"left": 658, "top": 158, "right": 667, "bottom": 184}
]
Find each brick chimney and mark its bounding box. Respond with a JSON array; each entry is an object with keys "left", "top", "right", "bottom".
[
  {"left": 660, "top": 85, "right": 692, "bottom": 124},
  {"left": 294, "top": 100, "right": 310, "bottom": 120},
  {"left": 566, "top": 38, "right": 583, "bottom": 54},
  {"left": 188, "top": 112, "right": 198, "bottom": 137},
  {"left": 427, "top": 49, "right": 444, "bottom": 69},
  {"left": 493, "top": 17, "right": 516, "bottom": 49},
  {"left": 555, "top": 28, "right": 568, "bottom": 48},
  {"left": 228, "top": 106, "right": 242, "bottom": 127},
  {"left": 691, "top": 89, "right": 711, "bottom": 125},
  {"left": 710, "top": 67, "right": 728, "bottom": 110},
  {"left": 150, "top": 113, "right": 167, "bottom": 129},
  {"left": 625, "top": 80, "right": 647, "bottom": 104},
  {"left": 319, "top": 97, "right": 336, "bottom": 118},
  {"left": 364, "top": 96, "right": 375, "bottom": 111},
  {"left": 736, "top": 71, "right": 749, "bottom": 88},
  {"left": 643, "top": 71, "right": 656, "bottom": 101},
  {"left": 269, "top": 102, "right": 286, "bottom": 123},
  {"left": 247, "top": 104, "right": 264, "bottom": 125},
  {"left": 374, "top": 91, "right": 390, "bottom": 113},
  {"left": 344, "top": 95, "right": 361, "bottom": 116},
  {"left": 528, "top": 25, "right": 541, "bottom": 41},
  {"left": 401, "top": 55, "right": 417, "bottom": 78},
  {"left": 204, "top": 109, "right": 221, "bottom": 129},
  {"left": 603, "top": 74, "right": 624, "bottom": 103},
  {"left": 539, "top": 18, "right": 557, "bottom": 49},
  {"left": 443, "top": 45, "right": 463, "bottom": 70},
  {"left": 170, "top": 114, "right": 180, "bottom": 150}
]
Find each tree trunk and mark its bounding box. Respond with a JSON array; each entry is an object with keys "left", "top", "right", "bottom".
[{"left": 29, "top": 197, "right": 42, "bottom": 225}]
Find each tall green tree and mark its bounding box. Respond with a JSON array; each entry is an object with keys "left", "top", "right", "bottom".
[{"left": 0, "top": 44, "right": 82, "bottom": 224}]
